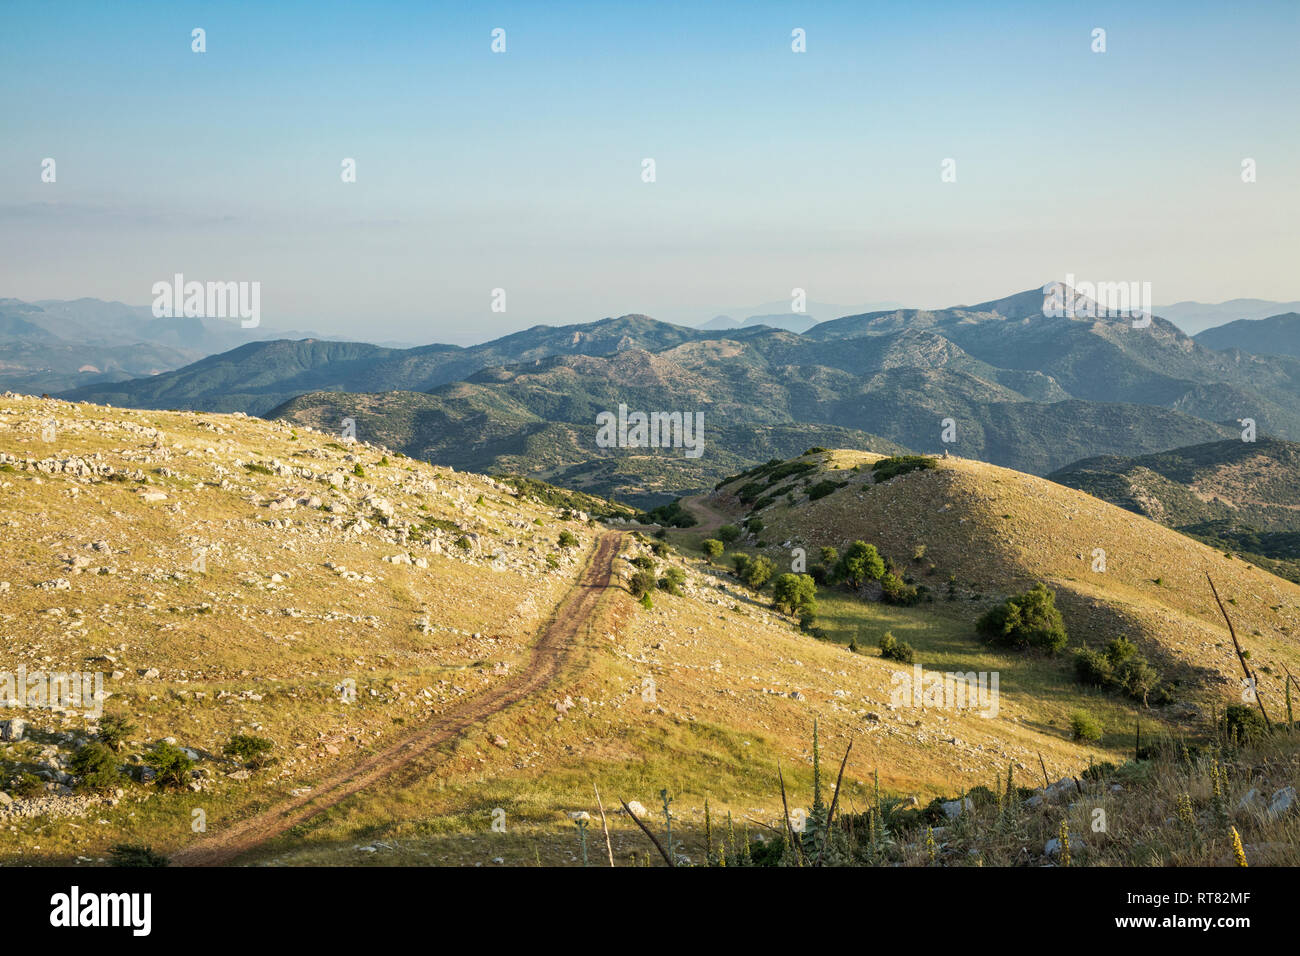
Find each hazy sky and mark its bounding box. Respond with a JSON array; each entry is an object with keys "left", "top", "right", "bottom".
[{"left": 2, "top": 0, "right": 1297, "bottom": 344}]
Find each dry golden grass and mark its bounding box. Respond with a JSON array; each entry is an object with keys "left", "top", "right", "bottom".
[{"left": 3, "top": 404, "right": 1295, "bottom": 867}]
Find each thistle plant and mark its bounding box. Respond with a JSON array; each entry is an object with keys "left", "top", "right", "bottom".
[
  {"left": 660, "top": 788, "right": 674, "bottom": 862},
  {"left": 575, "top": 817, "right": 589, "bottom": 867},
  {"left": 704, "top": 798, "right": 714, "bottom": 866}
]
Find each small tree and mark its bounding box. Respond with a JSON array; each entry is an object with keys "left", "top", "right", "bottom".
[
  {"left": 976, "top": 582, "right": 1068, "bottom": 653},
  {"left": 740, "top": 555, "right": 775, "bottom": 590},
  {"left": 879, "top": 631, "right": 915, "bottom": 664},
  {"left": 772, "top": 573, "right": 818, "bottom": 617},
  {"left": 836, "top": 541, "right": 885, "bottom": 588},
  {"left": 717, "top": 525, "right": 742, "bottom": 544},
  {"left": 702, "top": 539, "right": 724, "bottom": 562},
  {"left": 658, "top": 566, "right": 686, "bottom": 596}
]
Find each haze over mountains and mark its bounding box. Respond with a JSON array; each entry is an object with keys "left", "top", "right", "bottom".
[
  {"left": 32, "top": 284, "right": 1298, "bottom": 506},
  {"left": 0, "top": 297, "right": 408, "bottom": 396}
]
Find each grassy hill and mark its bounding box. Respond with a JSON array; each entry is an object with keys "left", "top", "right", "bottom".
[
  {"left": 1049, "top": 437, "right": 1300, "bottom": 582},
  {"left": 8, "top": 396, "right": 1295, "bottom": 865},
  {"left": 682, "top": 448, "right": 1300, "bottom": 717}
]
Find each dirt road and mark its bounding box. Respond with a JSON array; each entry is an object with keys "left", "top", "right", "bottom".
[
  {"left": 171, "top": 530, "right": 624, "bottom": 866},
  {"left": 678, "top": 494, "right": 731, "bottom": 534}
]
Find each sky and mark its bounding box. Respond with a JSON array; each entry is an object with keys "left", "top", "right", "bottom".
[{"left": 1, "top": 0, "right": 1297, "bottom": 344}]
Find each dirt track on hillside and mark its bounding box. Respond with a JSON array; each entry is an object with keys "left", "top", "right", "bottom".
[
  {"left": 171, "top": 531, "right": 624, "bottom": 867},
  {"left": 678, "top": 494, "right": 730, "bottom": 533}
]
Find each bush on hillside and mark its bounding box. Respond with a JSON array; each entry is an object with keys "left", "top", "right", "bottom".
[
  {"left": 740, "top": 555, "right": 775, "bottom": 590},
  {"left": 144, "top": 742, "right": 194, "bottom": 789},
  {"left": 224, "top": 733, "right": 276, "bottom": 769},
  {"left": 835, "top": 541, "right": 886, "bottom": 588},
  {"left": 879, "top": 631, "right": 915, "bottom": 664},
  {"left": 658, "top": 566, "right": 686, "bottom": 596},
  {"left": 96, "top": 714, "right": 134, "bottom": 752},
  {"left": 772, "top": 573, "right": 818, "bottom": 617},
  {"left": 1224, "top": 704, "right": 1268, "bottom": 743},
  {"left": 976, "top": 583, "right": 1068, "bottom": 653},
  {"left": 871, "top": 455, "right": 938, "bottom": 482},
  {"left": 629, "top": 568, "right": 658, "bottom": 598},
  {"left": 70, "top": 742, "right": 122, "bottom": 792},
  {"left": 1070, "top": 711, "right": 1103, "bottom": 742}
]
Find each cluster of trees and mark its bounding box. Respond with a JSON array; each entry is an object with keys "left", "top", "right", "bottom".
[
  {"left": 627, "top": 549, "right": 687, "bottom": 608},
  {"left": 1074, "top": 636, "right": 1168, "bottom": 706},
  {"left": 814, "top": 542, "right": 923, "bottom": 606}
]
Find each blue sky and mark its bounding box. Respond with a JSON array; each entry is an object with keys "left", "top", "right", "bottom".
[{"left": 1, "top": 0, "right": 1296, "bottom": 343}]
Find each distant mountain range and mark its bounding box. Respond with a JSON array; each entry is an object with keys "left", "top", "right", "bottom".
[
  {"left": 19, "top": 285, "right": 1300, "bottom": 505},
  {"left": 0, "top": 297, "right": 401, "bottom": 395},
  {"left": 1156, "top": 298, "right": 1300, "bottom": 335},
  {"left": 1194, "top": 312, "right": 1300, "bottom": 358}
]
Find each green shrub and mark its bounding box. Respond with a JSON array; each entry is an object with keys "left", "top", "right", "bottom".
[
  {"left": 880, "top": 572, "right": 921, "bottom": 606},
  {"left": 243, "top": 462, "right": 273, "bottom": 475},
  {"left": 879, "top": 631, "right": 915, "bottom": 664},
  {"left": 658, "top": 567, "right": 686, "bottom": 596},
  {"left": 1224, "top": 704, "right": 1268, "bottom": 743},
  {"left": 772, "top": 573, "right": 817, "bottom": 616},
  {"left": 144, "top": 742, "right": 194, "bottom": 789},
  {"left": 109, "top": 844, "right": 169, "bottom": 867},
  {"left": 835, "top": 541, "right": 886, "bottom": 588},
  {"left": 558, "top": 530, "right": 579, "bottom": 548},
  {"left": 352, "top": 463, "right": 365, "bottom": 477},
  {"left": 13, "top": 772, "right": 44, "bottom": 798},
  {"left": 1070, "top": 711, "right": 1103, "bottom": 742},
  {"left": 701, "top": 539, "right": 724, "bottom": 562},
  {"left": 70, "top": 742, "right": 122, "bottom": 792},
  {"left": 1073, "top": 648, "right": 1113, "bottom": 687},
  {"left": 224, "top": 733, "right": 275, "bottom": 769},
  {"left": 639, "top": 592, "right": 653, "bottom": 610},
  {"left": 730, "top": 552, "right": 751, "bottom": 576},
  {"left": 740, "top": 555, "right": 775, "bottom": 590},
  {"left": 1073, "top": 638, "right": 1166, "bottom": 705},
  {"left": 97, "top": 714, "right": 135, "bottom": 752},
  {"left": 871, "top": 455, "right": 938, "bottom": 482},
  {"left": 629, "top": 568, "right": 658, "bottom": 598},
  {"left": 976, "top": 583, "right": 1068, "bottom": 653},
  {"left": 807, "top": 479, "right": 847, "bottom": 501},
  {"left": 455, "top": 535, "right": 472, "bottom": 550},
  {"left": 717, "top": 525, "right": 742, "bottom": 544}
]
